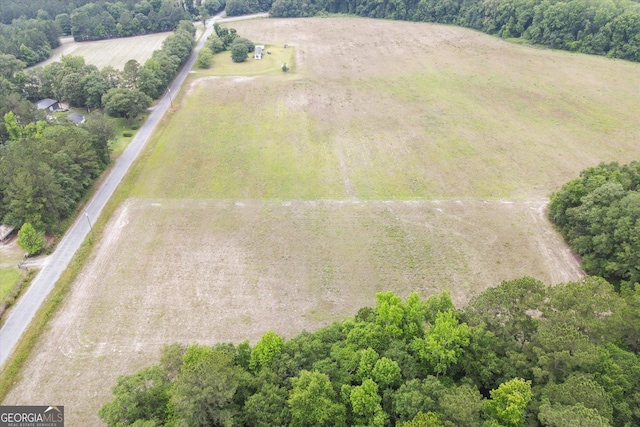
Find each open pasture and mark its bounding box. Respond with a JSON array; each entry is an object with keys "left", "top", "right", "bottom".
[
  {"left": 40, "top": 32, "right": 170, "bottom": 70},
  {"left": 6, "top": 17, "right": 640, "bottom": 424}
]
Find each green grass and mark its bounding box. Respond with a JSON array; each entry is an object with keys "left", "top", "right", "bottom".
[
  {"left": 0, "top": 269, "right": 21, "bottom": 302},
  {"left": 109, "top": 115, "right": 148, "bottom": 158},
  {"left": 131, "top": 78, "right": 344, "bottom": 199},
  {"left": 196, "top": 45, "right": 296, "bottom": 76}
]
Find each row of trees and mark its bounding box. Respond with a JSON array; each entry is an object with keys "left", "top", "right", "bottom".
[
  {"left": 549, "top": 161, "right": 640, "bottom": 291},
  {"left": 100, "top": 276, "right": 640, "bottom": 426},
  {"left": 67, "top": 0, "right": 198, "bottom": 41},
  {"left": 267, "top": 0, "right": 640, "bottom": 62},
  {"left": 199, "top": 23, "right": 257, "bottom": 65}
]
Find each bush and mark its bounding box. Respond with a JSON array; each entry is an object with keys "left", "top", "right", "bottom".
[
  {"left": 17, "top": 223, "right": 45, "bottom": 256},
  {"left": 232, "top": 37, "right": 255, "bottom": 53},
  {"left": 231, "top": 43, "right": 248, "bottom": 62},
  {"left": 122, "top": 131, "right": 133, "bottom": 137},
  {"left": 206, "top": 36, "right": 226, "bottom": 53},
  {"left": 196, "top": 49, "right": 213, "bottom": 69}
]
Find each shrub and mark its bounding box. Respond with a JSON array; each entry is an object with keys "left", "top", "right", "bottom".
[
  {"left": 231, "top": 43, "right": 248, "bottom": 62},
  {"left": 17, "top": 223, "right": 45, "bottom": 256},
  {"left": 196, "top": 49, "right": 213, "bottom": 69}
]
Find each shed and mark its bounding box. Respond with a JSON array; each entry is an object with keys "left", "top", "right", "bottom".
[
  {"left": 0, "top": 225, "right": 15, "bottom": 244},
  {"left": 254, "top": 45, "right": 265, "bottom": 60},
  {"left": 67, "top": 112, "right": 85, "bottom": 125},
  {"left": 35, "top": 98, "right": 59, "bottom": 111}
]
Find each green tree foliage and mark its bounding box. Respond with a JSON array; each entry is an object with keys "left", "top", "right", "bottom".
[
  {"left": 538, "top": 402, "right": 613, "bottom": 427},
  {"left": 17, "top": 222, "right": 45, "bottom": 255},
  {"left": 348, "top": 379, "right": 387, "bottom": 426},
  {"left": 231, "top": 43, "right": 249, "bottom": 62},
  {"left": 484, "top": 378, "right": 532, "bottom": 427},
  {"left": 371, "top": 357, "right": 401, "bottom": 388},
  {"left": 288, "top": 370, "right": 347, "bottom": 426},
  {"left": 102, "top": 88, "right": 152, "bottom": 123},
  {"left": 170, "top": 345, "right": 243, "bottom": 426},
  {"left": 205, "top": 35, "right": 226, "bottom": 53},
  {"left": 100, "top": 288, "right": 640, "bottom": 426},
  {"left": 249, "top": 330, "right": 284, "bottom": 371},
  {"left": 0, "top": 117, "right": 111, "bottom": 232},
  {"left": 214, "top": 23, "right": 238, "bottom": 48},
  {"left": 397, "top": 411, "right": 446, "bottom": 426},
  {"left": 232, "top": 37, "right": 256, "bottom": 53},
  {"left": 412, "top": 309, "right": 470, "bottom": 376},
  {"left": 196, "top": 48, "right": 214, "bottom": 69},
  {"left": 549, "top": 161, "right": 640, "bottom": 289},
  {"left": 243, "top": 382, "right": 290, "bottom": 426},
  {"left": 99, "top": 366, "right": 171, "bottom": 426},
  {"left": 70, "top": 0, "right": 190, "bottom": 41}
]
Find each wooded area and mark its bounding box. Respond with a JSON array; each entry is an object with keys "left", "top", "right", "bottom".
[
  {"left": 0, "top": 21, "right": 196, "bottom": 234},
  {"left": 549, "top": 161, "right": 640, "bottom": 291},
  {"left": 99, "top": 277, "right": 640, "bottom": 426}
]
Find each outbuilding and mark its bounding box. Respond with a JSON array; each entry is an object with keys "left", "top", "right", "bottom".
[
  {"left": 35, "top": 98, "right": 60, "bottom": 111},
  {"left": 254, "top": 45, "right": 265, "bottom": 59},
  {"left": 0, "top": 225, "right": 15, "bottom": 244},
  {"left": 67, "top": 112, "right": 86, "bottom": 125}
]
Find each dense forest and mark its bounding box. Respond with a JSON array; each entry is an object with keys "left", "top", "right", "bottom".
[
  {"left": 549, "top": 161, "right": 640, "bottom": 291},
  {"left": 99, "top": 277, "right": 640, "bottom": 426},
  {"left": 0, "top": 21, "right": 196, "bottom": 235}
]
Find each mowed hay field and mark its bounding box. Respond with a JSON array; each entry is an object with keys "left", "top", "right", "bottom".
[
  {"left": 40, "top": 32, "right": 170, "bottom": 70},
  {"left": 6, "top": 17, "right": 640, "bottom": 424}
]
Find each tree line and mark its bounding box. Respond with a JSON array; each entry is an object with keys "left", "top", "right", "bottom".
[
  {"left": 100, "top": 276, "right": 640, "bottom": 426},
  {"left": 549, "top": 161, "right": 640, "bottom": 292},
  {"left": 263, "top": 0, "right": 640, "bottom": 62}
]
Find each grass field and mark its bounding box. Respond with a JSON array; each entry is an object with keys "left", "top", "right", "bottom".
[
  {"left": 0, "top": 239, "right": 24, "bottom": 303},
  {"left": 0, "top": 269, "right": 21, "bottom": 302},
  {"left": 6, "top": 17, "right": 640, "bottom": 424},
  {"left": 40, "top": 32, "right": 171, "bottom": 70}
]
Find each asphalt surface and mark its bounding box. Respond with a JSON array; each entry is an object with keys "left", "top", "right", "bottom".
[{"left": 0, "top": 13, "right": 266, "bottom": 368}]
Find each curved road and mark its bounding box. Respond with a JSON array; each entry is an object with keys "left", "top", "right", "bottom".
[{"left": 0, "top": 13, "right": 266, "bottom": 368}]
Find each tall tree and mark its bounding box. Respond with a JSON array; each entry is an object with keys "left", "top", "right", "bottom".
[{"left": 287, "top": 370, "right": 347, "bottom": 427}]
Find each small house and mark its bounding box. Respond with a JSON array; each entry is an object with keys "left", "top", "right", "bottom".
[
  {"left": 35, "top": 98, "right": 59, "bottom": 111},
  {"left": 254, "top": 45, "right": 265, "bottom": 60},
  {"left": 67, "top": 113, "right": 85, "bottom": 125}
]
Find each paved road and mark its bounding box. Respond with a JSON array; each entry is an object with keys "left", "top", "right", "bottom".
[{"left": 0, "top": 14, "right": 246, "bottom": 368}]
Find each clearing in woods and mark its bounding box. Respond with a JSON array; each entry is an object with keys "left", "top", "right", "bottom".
[
  {"left": 6, "top": 17, "right": 640, "bottom": 425},
  {"left": 39, "top": 32, "right": 171, "bottom": 70}
]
